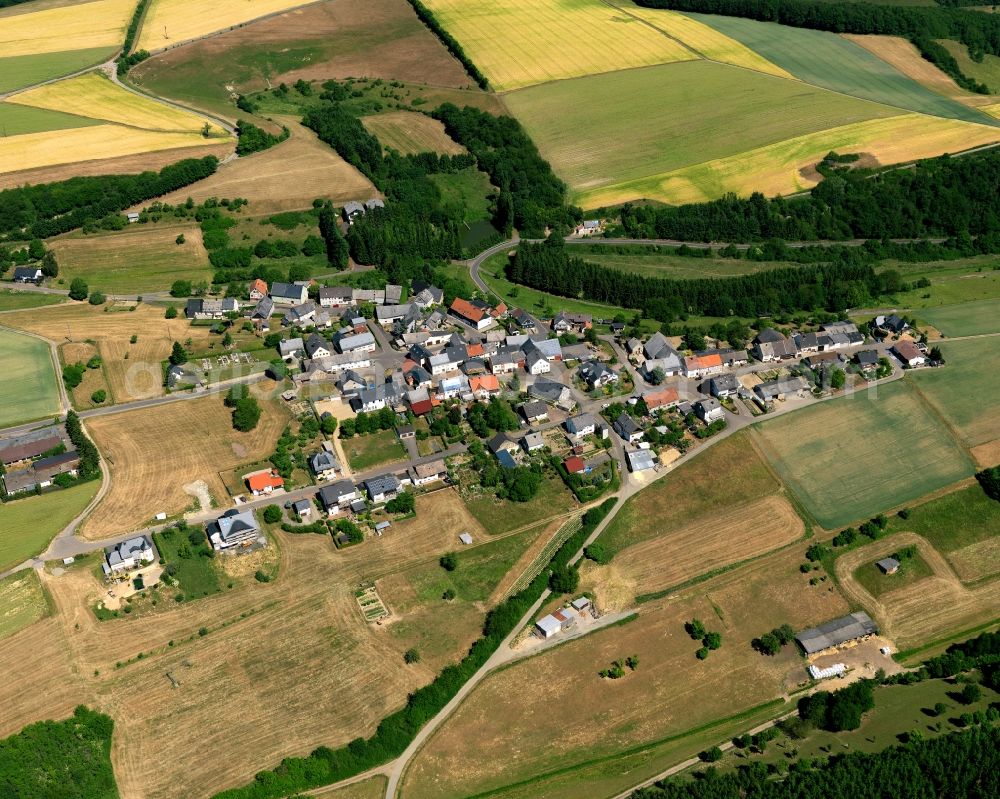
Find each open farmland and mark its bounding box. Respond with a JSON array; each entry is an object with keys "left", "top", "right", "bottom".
[
  {"left": 0, "top": 47, "right": 115, "bottom": 95},
  {"left": 939, "top": 40, "right": 1000, "bottom": 92},
  {"left": 0, "top": 491, "right": 492, "bottom": 799},
  {"left": 154, "top": 119, "right": 375, "bottom": 213},
  {"left": 752, "top": 382, "right": 974, "bottom": 529},
  {"left": 582, "top": 247, "right": 792, "bottom": 279},
  {"left": 686, "top": 12, "right": 999, "bottom": 125},
  {"left": 50, "top": 223, "right": 212, "bottom": 294},
  {"left": 401, "top": 545, "right": 850, "bottom": 799},
  {"left": 0, "top": 571, "right": 49, "bottom": 641},
  {"left": 0, "top": 290, "right": 65, "bottom": 312},
  {"left": 421, "top": 0, "right": 695, "bottom": 91},
  {"left": 0, "top": 102, "right": 98, "bottom": 135},
  {"left": 0, "top": 328, "right": 61, "bottom": 427},
  {"left": 3, "top": 303, "right": 216, "bottom": 403},
  {"left": 884, "top": 257, "right": 1000, "bottom": 309},
  {"left": 362, "top": 111, "right": 465, "bottom": 156},
  {"left": 131, "top": 0, "right": 479, "bottom": 118},
  {"left": 0, "top": 482, "right": 99, "bottom": 572},
  {"left": 80, "top": 393, "right": 288, "bottom": 537},
  {"left": 835, "top": 533, "right": 999, "bottom": 651},
  {"left": 136, "top": 0, "right": 319, "bottom": 52},
  {"left": 9, "top": 73, "right": 227, "bottom": 135},
  {"left": 920, "top": 298, "right": 1000, "bottom": 336},
  {"left": 909, "top": 338, "right": 1000, "bottom": 452},
  {"left": 0, "top": 0, "right": 132, "bottom": 57},
  {"left": 502, "top": 61, "right": 898, "bottom": 205}
]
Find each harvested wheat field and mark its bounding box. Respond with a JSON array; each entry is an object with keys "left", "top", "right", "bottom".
[
  {"left": 403, "top": 545, "right": 849, "bottom": 799},
  {"left": 31, "top": 529, "right": 443, "bottom": 799},
  {"left": 3, "top": 302, "right": 215, "bottom": 402},
  {"left": 0, "top": 0, "right": 133, "bottom": 56},
  {"left": 81, "top": 393, "right": 288, "bottom": 537},
  {"left": 0, "top": 142, "right": 231, "bottom": 190},
  {"left": 609, "top": 495, "right": 804, "bottom": 601},
  {"left": 8, "top": 73, "right": 227, "bottom": 135},
  {"left": 154, "top": 120, "right": 376, "bottom": 212},
  {"left": 836, "top": 533, "right": 1000, "bottom": 651},
  {"left": 137, "top": 0, "right": 318, "bottom": 51},
  {"left": 362, "top": 111, "right": 465, "bottom": 156}
]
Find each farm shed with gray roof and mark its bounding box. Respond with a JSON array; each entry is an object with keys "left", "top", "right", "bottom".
[{"left": 795, "top": 611, "right": 878, "bottom": 655}]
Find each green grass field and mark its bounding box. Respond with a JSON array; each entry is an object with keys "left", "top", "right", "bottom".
[
  {"left": 853, "top": 551, "right": 934, "bottom": 598},
  {"left": 882, "top": 258, "right": 1000, "bottom": 310},
  {"left": 0, "top": 482, "right": 99, "bottom": 572},
  {"left": 0, "top": 328, "right": 61, "bottom": 427},
  {"left": 885, "top": 483, "right": 1000, "bottom": 555},
  {"left": 503, "top": 60, "right": 897, "bottom": 204},
  {"left": 0, "top": 100, "right": 98, "bottom": 135},
  {"left": 344, "top": 429, "right": 407, "bottom": 472},
  {"left": 462, "top": 474, "right": 577, "bottom": 536},
  {"left": 0, "top": 290, "right": 66, "bottom": 312},
  {"left": 752, "top": 382, "right": 974, "bottom": 529},
  {"left": 921, "top": 298, "right": 1000, "bottom": 335},
  {"left": 0, "top": 47, "right": 115, "bottom": 94},
  {"left": 430, "top": 168, "right": 496, "bottom": 226},
  {"left": 152, "top": 526, "right": 222, "bottom": 599},
  {"left": 580, "top": 247, "right": 792, "bottom": 279},
  {"left": 909, "top": 338, "right": 1000, "bottom": 448},
  {"left": 687, "top": 13, "right": 999, "bottom": 126},
  {"left": 0, "top": 570, "right": 49, "bottom": 640},
  {"left": 940, "top": 40, "right": 1000, "bottom": 92}
]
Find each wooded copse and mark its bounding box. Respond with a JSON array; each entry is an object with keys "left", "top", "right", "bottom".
[
  {"left": 0, "top": 156, "right": 219, "bottom": 239},
  {"left": 631, "top": 0, "right": 1000, "bottom": 92}
]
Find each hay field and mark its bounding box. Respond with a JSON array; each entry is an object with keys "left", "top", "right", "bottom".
[
  {"left": 0, "top": 483, "right": 99, "bottom": 571},
  {"left": 596, "top": 112, "right": 1000, "bottom": 206},
  {"left": 50, "top": 223, "right": 212, "bottom": 294},
  {"left": 9, "top": 73, "right": 227, "bottom": 135},
  {"left": 402, "top": 545, "right": 850, "bottom": 799},
  {"left": 503, "top": 61, "right": 897, "bottom": 202},
  {"left": 422, "top": 0, "right": 695, "bottom": 91},
  {"left": 611, "top": 495, "right": 804, "bottom": 599},
  {"left": 136, "top": 0, "right": 319, "bottom": 51},
  {"left": 154, "top": 119, "right": 376, "bottom": 212},
  {"left": 0, "top": 47, "right": 115, "bottom": 94},
  {"left": 362, "top": 111, "right": 465, "bottom": 156},
  {"left": 0, "top": 124, "right": 225, "bottom": 176},
  {"left": 686, "top": 12, "right": 998, "bottom": 126},
  {"left": 909, "top": 338, "right": 1000, "bottom": 450},
  {"left": 0, "top": 0, "right": 132, "bottom": 56},
  {"left": 836, "top": 533, "right": 999, "bottom": 650},
  {"left": 920, "top": 297, "right": 1000, "bottom": 336},
  {"left": 3, "top": 493, "right": 493, "bottom": 799},
  {"left": 3, "top": 303, "right": 215, "bottom": 403},
  {"left": 0, "top": 571, "right": 49, "bottom": 641},
  {"left": 81, "top": 393, "right": 288, "bottom": 537},
  {"left": 618, "top": 2, "right": 791, "bottom": 77},
  {"left": 61, "top": 341, "right": 109, "bottom": 410},
  {"left": 131, "top": 0, "right": 479, "bottom": 118},
  {"left": 0, "top": 328, "right": 60, "bottom": 427},
  {"left": 752, "top": 382, "right": 974, "bottom": 529}
]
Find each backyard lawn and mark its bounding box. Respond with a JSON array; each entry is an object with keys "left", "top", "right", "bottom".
[{"left": 344, "top": 429, "right": 407, "bottom": 472}]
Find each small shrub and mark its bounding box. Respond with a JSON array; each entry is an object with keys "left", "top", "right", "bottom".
[
  {"left": 198, "top": 627, "right": 208, "bottom": 636},
  {"left": 254, "top": 570, "right": 271, "bottom": 583},
  {"left": 440, "top": 553, "right": 457, "bottom": 571},
  {"left": 404, "top": 648, "right": 420, "bottom": 664},
  {"left": 442, "top": 588, "right": 456, "bottom": 601},
  {"left": 262, "top": 505, "right": 283, "bottom": 524},
  {"left": 696, "top": 647, "right": 709, "bottom": 660}
]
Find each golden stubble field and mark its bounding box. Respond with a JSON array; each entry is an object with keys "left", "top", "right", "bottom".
[
  {"left": 3, "top": 302, "right": 215, "bottom": 403},
  {"left": 0, "top": 490, "right": 494, "bottom": 799},
  {"left": 402, "top": 545, "right": 850, "bottom": 799},
  {"left": 81, "top": 393, "right": 289, "bottom": 537},
  {"left": 835, "top": 532, "right": 1000, "bottom": 651}
]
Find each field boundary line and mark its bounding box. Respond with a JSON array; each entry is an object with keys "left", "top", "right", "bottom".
[
  {"left": 496, "top": 514, "right": 582, "bottom": 603},
  {"left": 599, "top": 0, "right": 703, "bottom": 60}
]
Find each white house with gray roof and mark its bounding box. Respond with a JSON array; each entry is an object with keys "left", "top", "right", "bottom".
[
  {"left": 208, "top": 509, "right": 261, "bottom": 551},
  {"left": 103, "top": 536, "right": 154, "bottom": 576},
  {"left": 365, "top": 474, "right": 402, "bottom": 503}
]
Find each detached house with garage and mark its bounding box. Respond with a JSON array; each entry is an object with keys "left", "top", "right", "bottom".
[
  {"left": 103, "top": 535, "right": 155, "bottom": 577},
  {"left": 319, "top": 480, "right": 359, "bottom": 514},
  {"left": 365, "top": 474, "right": 402, "bottom": 504},
  {"left": 310, "top": 450, "right": 341, "bottom": 481},
  {"left": 208, "top": 509, "right": 261, "bottom": 551}
]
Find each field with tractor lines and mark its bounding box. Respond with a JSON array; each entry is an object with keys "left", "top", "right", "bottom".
[
  {"left": 0, "top": 47, "right": 115, "bottom": 94},
  {"left": 0, "top": 328, "right": 60, "bottom": 428},
  {"left": 362, "top": 111, "right": 465, "bottom": 156},
  {"left": 0, "top": 0, "right": 132, "bottom": 56},
  {"left": 0, "top": 102, "right": 97, "bottom": 135}
]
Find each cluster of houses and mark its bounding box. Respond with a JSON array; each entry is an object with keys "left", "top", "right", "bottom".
[{"left": 0, "top": 425, "right": 80, "bottom": 495}]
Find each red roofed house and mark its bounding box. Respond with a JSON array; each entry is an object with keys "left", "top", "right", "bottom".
[
  {"left": 246, "top": 470, "right": 284, "bottom": 496},
  {"left": 466, "top": 343, "right": 485, "bottom": 358},
  {"left": 470, "top": 374, "right": 501, "bottom": 398},
  {"left": 490, "top": 301, "right": 508, "bottom": 318},
  {"left": 683, "top": 353, "right": 724, "bottom": 378},
  {"left": 249, "top": 278, "right": 268, "bottom": 300},
  {"left": 563, "top": 456, "right": 586, "bottom": 475},
  {"left": 450, "top": 298, "right": 492, "bottom": 330},
  {"left": 643, "top": 386, "right": 680, "bottom": 411},
  {"left": 892, "top": 339, "right": 927, "bottom": 368},
  {"left": 410, "top": 398, "right": 435, "bottom": 416}
]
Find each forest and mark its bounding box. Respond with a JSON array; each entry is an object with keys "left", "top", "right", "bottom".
[
  {"left": 508, "top": 236, "right": 888, "bottom": 321},
  {"left": 632, "top": 0, "right": 1000, "bottom": 90},
  {"left": 0, "top": 156, "right": 219, "bottom": 239},
  {"left": 631, "top": 726, "right": 1000, "bottom": 799},
  {"left": 0, "top": 705, "right": 116, "bottom": 799},
  {"left": 617, "top": 150, "right": 1000, "bottom": 243}
]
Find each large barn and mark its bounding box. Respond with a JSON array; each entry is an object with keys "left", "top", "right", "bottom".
[{"left": 796, "top": 611, "right": 878, "bottom": 655}]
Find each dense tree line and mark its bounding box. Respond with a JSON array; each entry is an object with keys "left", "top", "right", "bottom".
[
  {"left": 630, "top": 726, "right": 1000, "bottom": 799},
  {"left": 912, "top": 36, "right": 990, "bottom": 93},
  {"left": 509, "top": 236, "right": 882, "bottom": 321},
  {"left": 632, "top": 0, "right": 1000, "bottom": 91},
  {"left": 797, "top": 680, "right": 875, "bottom": 732},
  {"left": 404, "top": 0, "right": 490, "bottom": 89},
  {"left": 433, "top": 103, "right": 580, "bottom": 237},
  {"left": 0, "top": 156, "right": 218, "bottom": 239},
  {"left": 211, "top": 497, "right": 617, "bottom": 799},
  {"left": 235, "top": 121, "right": 289, "bottom": 156},
  {"left": 0, "top": 705, "right": 116, "bottom": 799},
  {"left": 116, "top": 0, "right": 151, "bottom": 76},
  {"left": 317, "top": 202, "right": 349, "bottom": 269},
  {"left": 64, "top": 411, "right": 101, "bottom": 481},
  {"left": 976, "top": 465, "right": 1000, "bottom": 502},
  {"left": 618, "top": 150, "right": 1000, "bottom": 243}
]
